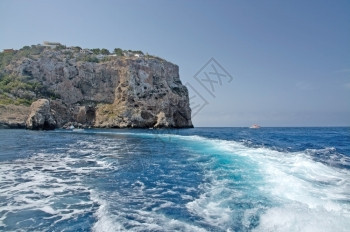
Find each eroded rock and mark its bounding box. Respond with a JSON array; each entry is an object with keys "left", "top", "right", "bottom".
[
  {"left": 3, "top": 49, "right": 193, "bottom": 129},
  {"left": 26, "top": 99, "right": 56, "bottom": 130},
  {"left": 0, "top": 104, "right": 30, "bottom": 129}
]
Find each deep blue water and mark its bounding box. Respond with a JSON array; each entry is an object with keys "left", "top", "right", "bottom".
[{"left": 0, "top": 127, "right": 349, "bottom": 231}]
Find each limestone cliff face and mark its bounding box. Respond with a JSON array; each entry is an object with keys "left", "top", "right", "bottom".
[{"left": 3, "top": 49, "right": 193, "bottom": 129}]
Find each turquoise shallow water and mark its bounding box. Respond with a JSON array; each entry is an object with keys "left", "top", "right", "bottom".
[{"left": 0, "top": 127, "right": 349, "bottom": 231}]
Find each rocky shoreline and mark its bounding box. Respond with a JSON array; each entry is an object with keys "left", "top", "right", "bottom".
[
  {"left": 0, "top": 45, "right": 193, "bottom": 130},
  {"left": 0, "top": 104, "right": 30, "bottom": 129}
]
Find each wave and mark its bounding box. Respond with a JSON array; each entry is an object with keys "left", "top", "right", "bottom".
[
  {"left": 175, "top": 134, "right": 350, "bottom": 231},
  {"left": 9, "top": 129, "right": 350, "bottom": 231},
  {"left": 0, "top": 147, "right": 113, "bottom": 231},
  {"left": 98, "top": 130, "right": 350, "bottom": 231}
]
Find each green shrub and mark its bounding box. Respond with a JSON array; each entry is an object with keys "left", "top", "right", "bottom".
[
  {"left": 114, "top": 48, "right": 124, "bottom": 56},
  {"left": 0, "top": 52, "right": 15, "bottom": 70},
  {"left": 79, "top": 55, "right": 99, "bottom": 63},
  {"left": 101, "top": 48, "right": 110, "bottom": 55},
  {"left": 0, "top": 74, "right": 60, "bottom": 106},
  {"left": 92, "top": 48, "right": 101, "bottom": 54}
]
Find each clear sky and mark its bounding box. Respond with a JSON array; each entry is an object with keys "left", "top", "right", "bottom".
[{"left": 1, "top": 0, "right": 349, "bottom": 127}]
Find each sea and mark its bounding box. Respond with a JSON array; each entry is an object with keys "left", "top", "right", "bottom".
[{"left": 0, "top": 127, "right": 349, "bottom": 232}]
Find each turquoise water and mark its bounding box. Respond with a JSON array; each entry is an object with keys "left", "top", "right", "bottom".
[{"left": 0, "top": 127, "right": 349, "bottom": 231}]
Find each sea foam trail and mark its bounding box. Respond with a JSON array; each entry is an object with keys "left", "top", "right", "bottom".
[
  {"left": 0, "top": 145, "right": 114, "bottom": 231},
  {"left": 15, "top": 129, "right": 349, "bottom": 231},
  {"left": 96, "top": 130, "right": 350, "bottom": 231},
  {"left": 172, "top": 134, "right": 350, "bottom": 232}
]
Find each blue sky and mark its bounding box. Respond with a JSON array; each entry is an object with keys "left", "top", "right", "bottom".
[{"left": 1, "top": 0, "right": 349, "bottom": 126}]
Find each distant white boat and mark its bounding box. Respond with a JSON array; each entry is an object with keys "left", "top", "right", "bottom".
[
  {"left": 73, "top": 128, "right": 84, "bottom": 132},
  {"left": 250, "top": 124, "right": 261, "bottom": 129}
]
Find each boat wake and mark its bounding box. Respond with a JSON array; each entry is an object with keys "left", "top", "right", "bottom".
[{"left": 0, "top": 129, "right": 349, "bottom": 231}]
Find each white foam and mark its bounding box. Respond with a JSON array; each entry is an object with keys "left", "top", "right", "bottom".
[
  {"left": 91, "top": 190, "right": 206, "bottom": 232},
  {"left": 170, "top": 134, "right": 350, "bottom": 231},
  {"left": 40, "top": 205, "right": 57, "bottom": 215},
  {"left": 254, "top": 203, "right": 350, "bottom": 232},
  {"left": 2, "top": 130, "right": 349, "bottom": 231},
  {"left": 83, "top": 130, "right": 350, "bottom": 231},
  {"left": 85, "top": 131, "right": 350, "bottom": 231},
  {"left": 91, "top": 193, "right": 125, "bottom": 232},
  {"left": 0, "top": 140, "right": 116, "bottom": 230}
]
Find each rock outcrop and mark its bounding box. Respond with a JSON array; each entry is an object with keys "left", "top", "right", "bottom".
[
  {"left": 1, "top": 46, "right": 193, "bottom": 129},
  {"left": 26, "top": 99, "right": 56, "bottom": 130},
  {"left": 0, "top": 104, "right": 30, "bottom": 128}
]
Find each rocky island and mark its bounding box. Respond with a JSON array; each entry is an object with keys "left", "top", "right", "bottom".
[{"left": 0, "top": 43, "right": 193, "bottom": 129}]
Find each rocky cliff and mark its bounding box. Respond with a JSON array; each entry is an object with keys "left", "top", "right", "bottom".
[{"left": 0, "top": 45, "right": 193, "bottom": 129}]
